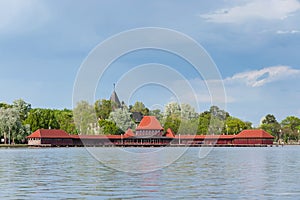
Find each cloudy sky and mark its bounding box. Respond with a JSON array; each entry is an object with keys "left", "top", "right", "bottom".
[{"left": 0, "top": 0, "right": 300, "bottom": 125}]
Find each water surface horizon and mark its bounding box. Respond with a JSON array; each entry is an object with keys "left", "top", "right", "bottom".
[{"left": 0, "top": 146, "right": 299, "bottom": 199}]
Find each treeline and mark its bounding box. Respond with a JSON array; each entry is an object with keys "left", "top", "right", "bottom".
[{"left": 1, "top": 99, "right": 300, "bottom": 144}]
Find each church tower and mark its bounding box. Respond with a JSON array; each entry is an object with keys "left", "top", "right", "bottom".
[{"left": 110, "top": 83, "right": 121, "bottom": 110}]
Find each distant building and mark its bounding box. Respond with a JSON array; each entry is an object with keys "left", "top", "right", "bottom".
[
  {"left": 110, "top": 83, "right": 121, "bottom": 110},
  {"left": 27, "top": 116, "right": 275, "bottom": 147},
  {"left": 135, "top": 116, "right": 164, "bottom": 137},
  {"left": 131, "top": 112, "right": 144, "bottom": 124}
]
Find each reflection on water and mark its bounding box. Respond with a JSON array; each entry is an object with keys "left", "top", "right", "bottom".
[{"left": 0, "top": 146, "right": 300, "bottom": 199}]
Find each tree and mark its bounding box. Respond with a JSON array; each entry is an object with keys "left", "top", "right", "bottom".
[
  {"left": 13, "top": 99, "right": 31, "bottom": 121},
  {"left": 149, "top": 109, "right": 163, "bottom": 122},
  {"left": 108, "top": 106, "right": 134, "bottom": 134},
  {"left": 281, "top": 116, "right": 300, "bottom": 131},
  {"left": 0, "top": 102, "right": 12, "bottom": 109},
  {"left": 73, "top": 101, "right": 98, "bottom": 134},
  {"left": 260, "top": 114, "right": 281, "bottom": 141},
  {"left": 54, "top": 109, "right": 77, "bottom": 134},
  {"left": 197, "top": 106, "right": 228, "bottom": 135},
  {"left": 225, "top": 117, "right": 251, "bottom": 135},
  {"left": 197, "top": 111, "right": 210, "bottom": 134},
  {"left": 180, "top": 103, "right": 198, "bottom": 120},
  {"left": 130, "top": 101, "right": 149, "bottom": 116},
  {"left": 163, "top": 116, "right": 181, "bottom": 134},
  {"left": 98, "top": 119, "right": 122, "bottom": 135},
  {"left": 94, "top": 99, "right": 112, "bottom": 120},
  {"left": 24, "top": 108, "right": 60, "bottom": 132},
  {"left": 164, "top": 102, "right": 181, "bottom": 119},
  {"left": 177, "top": 119, "right": 198, "bottom": 135},
  {"left": 0, "top": 107, "right": 30, "bottom": 144},
  {"left": 209, "top": 106, "right": 229, "bottom": 121},
  {"left": 281, "top": 116, "right": 300, "bottom": 142}
]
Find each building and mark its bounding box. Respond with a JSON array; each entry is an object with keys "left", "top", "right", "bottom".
[
  {"left": 110, "top": 83, "right": 121, "bottom": 109},
  {"left": 27, "top": 129, "right": 73, "bottom": 147},
  {"left": 135, "top": 116, "right": 164, "bottom": 136},
  {"left": 27, "top": 116, "right": 274, "bottom": 147}
]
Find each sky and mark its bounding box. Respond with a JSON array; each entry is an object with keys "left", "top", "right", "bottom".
[{"left": 0, "top": 0, "right": 300, "bottom": 126}]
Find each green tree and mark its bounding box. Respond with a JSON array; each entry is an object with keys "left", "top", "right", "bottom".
[
  {"left": 149, "top": 109, "right": 163, "bottom": 122},
  {"left": 164, "top": 102, "right": 181, "bottom": 118},
  {"left": 197, "top": 106, "right": 228, "bottom": 135},
  {"left": 177, "top": 119, "right": 198, "bottom": 135},
  {"left": 0, "top": 107, "right": 30, "bottom": 144},
  {"left": 54, "top": 109, "right": 77, "bottom": 134},
  {"left": 225, "top": 117, "right": 251, "bottom": 134},
  {"left": 197, "top": 111, "right": 210, "bottom": 134},
  {"left": 24, "top": 108, "right": 60, "bottom": 132},
  {"left": 73, "top": 101, "right": 98, "bottom": 134},
  {"left": 130, "top": 101, "right": 149, "bottom": 116},
  {"left": 281, "top": 116, "right": 300, "bottom": 142},
  {"left": 94, "top": 99, "right": 112, "bottom": 120},
  {"left": 98, "top": 119, "right": 122, "bottom": 135},
  {"left": 13, "top": 99, "right": 31, "bottom": 121},
  {"left": 180, "top": 103, "right": 198, "bottom": 120},
  {"left": 109, "top": 106, "right": 134, "bottom": 133},
  {"left": 164, "top": 116, "right": 181, "bottom": 134},
  {"left": 260, "top": 114, "right": 281, "bottom": 141}
]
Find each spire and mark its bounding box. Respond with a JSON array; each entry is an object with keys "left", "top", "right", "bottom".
[{"left": 110, "top": 83, "right": 121, "bottom": 109}]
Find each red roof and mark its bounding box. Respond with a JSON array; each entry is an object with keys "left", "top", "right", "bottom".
[
  {"left": 124, "top": 129, "right": 134, "bottom": 137},
  {"left": 27, "top": 129, "right": 71, "bottom": 139},
  {"left": 175, "top": 135, "right": 235, "bottom": 140},
  {"left": 235, "top": 130, "right": 274, "bottom": 139},
  {"left": 72, "top": 135, "right": 122, "bottom": 139},
  {"left": 136, "top": 116, "right": 163, "bottom": 130},
  {"left": 165, "top": 128, "right": 175, "bottom": 138}
]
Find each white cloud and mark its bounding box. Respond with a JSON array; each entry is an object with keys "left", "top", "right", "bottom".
[
  {"left": 276, "top": 30, "right": 300, "bottom": 34},
  {"left": 200, "top": 0, "right": 300, "bottom": 23},
  {"left": 225, "top": 66, "right": 300, "bottom": 87}
]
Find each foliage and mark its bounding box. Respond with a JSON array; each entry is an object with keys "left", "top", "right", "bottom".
[
  {"left": 197, "top": 106, "right": 229, "bottom": 135},
  {"left": 280, "top": 116, "right": 300, "bottom": 142},
  {"left": 98, "top": 119, "right": 122, "bottom": 135},
  {"left": 164, "top": 102, "right": 181, "bottom": 118},
  {"left": 54, "top": 109, "right": 77, "bottom": 134},
  {"left": 163, "top": 116, "right": 181, "bottom": 134},
  {"left": 130, "top": 101, "right": 149, "bottom": 116},
  {"left": 177, "top": 119, "right": 198, "bottom": 135},
  {"left": 149, "top": 109, "right": 163, "bottom": 122},
  {"left": 73, "top": 101, "right": 98, "bottom": 134},
  {"left": 197, "top": 111, "right": 211, "bottom": 134},
  {"left": 109, "top": 107, "right": 134, "bottom": 134},
  {"left": 225, "top": 117, "right": 252, "bottom": 134},
  {"left": 180, "top": 104, "right": 198, "bottom": 120},
  {"left": 0, "top": 107, "right": 30, "bottom": 144},
  {"left": 24, "top": 108, "right": 60, "bottom": 132},
  {"left": 13, "top": 99, "right": 31, "bottom": 121},
  {"left": 260, "top": 114, "right": 281, "bottom": 141},
  {"left": 94, "top": 99, "right": 112, "bottom": 120}
]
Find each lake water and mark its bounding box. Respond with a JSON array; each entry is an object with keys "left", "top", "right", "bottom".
[{"left": 0, "top": 146, "right": 300, "bottom": 199}]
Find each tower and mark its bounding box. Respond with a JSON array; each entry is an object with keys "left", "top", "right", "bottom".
[{"left": 110, "top": 83, "right": 121, "bottom": 110}]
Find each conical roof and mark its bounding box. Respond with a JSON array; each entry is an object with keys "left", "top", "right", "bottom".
[{"left": 110, "top": 84, "right": 121, "bottom": 109}]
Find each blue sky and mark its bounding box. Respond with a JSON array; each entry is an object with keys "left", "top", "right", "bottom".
[{"left": 0, "top": 0, "right": 300, "bottom": 126}]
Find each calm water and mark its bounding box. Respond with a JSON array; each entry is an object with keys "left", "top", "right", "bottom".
[{"left": 0, "top": 146, "right": 300, "bottom": 199}]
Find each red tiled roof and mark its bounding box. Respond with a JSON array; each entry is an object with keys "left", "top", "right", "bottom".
[
  {"left": 72, "top": 135, "right": 123, "bottom": 139},
  {"left": 235, "top": 130, "right": 274, "bottom": 139},
  {"left": 165, "top": 128, "right": 175, "bottom": 138},
  {"left": 27, "top": 129, "right": 71, "bottom": 139},
  {"left": 124, "top": 129, "right": 134, "bottom": 137},
  {"left": 136, "top": 116, "right": 163, "bottom": 130},
  {"left": 175, "top": 135, "right": 235, "bottom": 140}
]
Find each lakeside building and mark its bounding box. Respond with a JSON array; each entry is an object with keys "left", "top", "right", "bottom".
[{"left": 27, "top": 116, "right": 274, "bottom": 147}]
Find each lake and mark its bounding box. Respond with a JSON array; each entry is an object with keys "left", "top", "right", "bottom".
[{"left": 0, "top": 146, "right": 299, "bottom": 199}]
